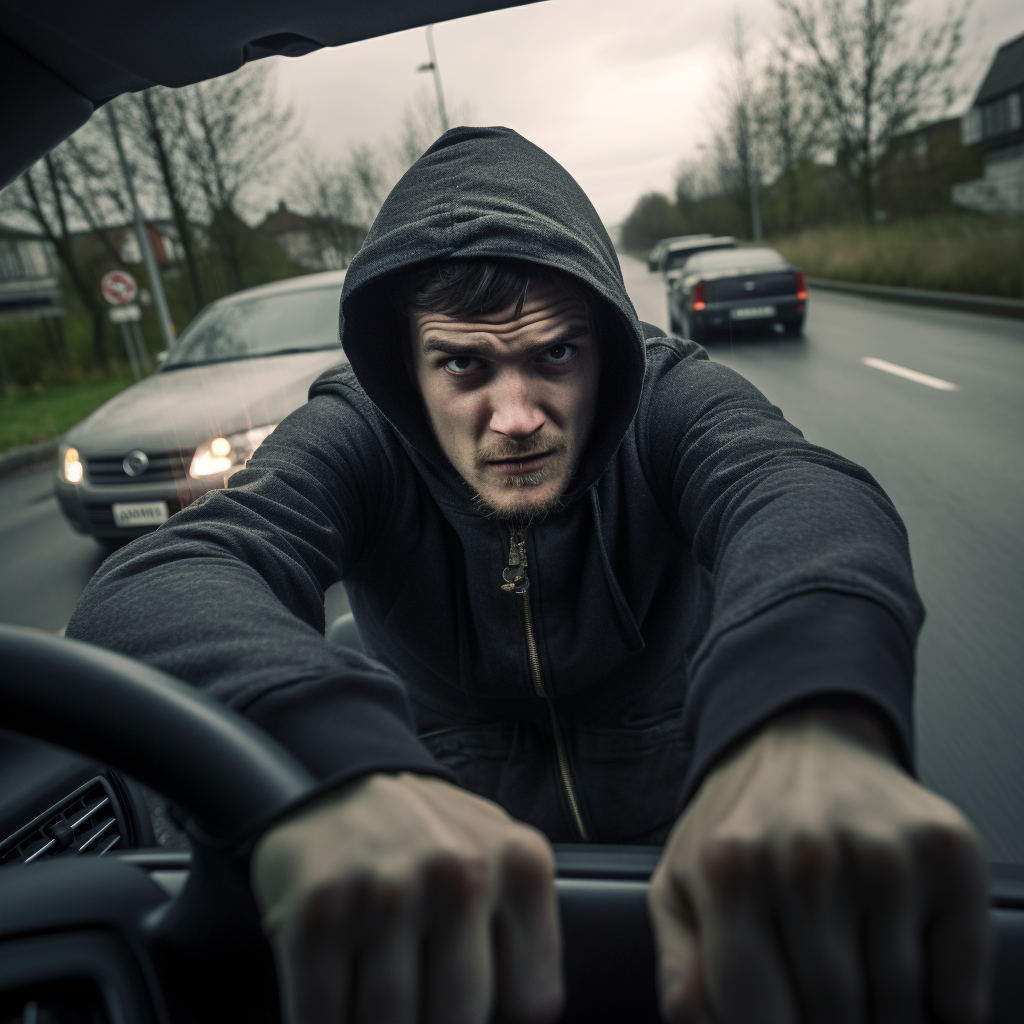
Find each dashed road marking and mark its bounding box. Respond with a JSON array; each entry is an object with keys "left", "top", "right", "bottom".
[{"left": 862, "top": 357, "right": 959, "bottom": 391}]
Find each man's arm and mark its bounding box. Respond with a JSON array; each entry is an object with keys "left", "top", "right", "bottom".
[{"left": 640, "top": 336, "right": 990, "bottom": 1020}]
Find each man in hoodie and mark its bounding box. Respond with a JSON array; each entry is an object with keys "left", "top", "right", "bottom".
[{"left": 68, "top": 127, "right": 989, "bottom": 1024}]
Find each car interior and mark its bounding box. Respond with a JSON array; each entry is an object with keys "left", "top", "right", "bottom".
[{"left": 1, "top": 2, "right": 1022, "bottom": 1022}]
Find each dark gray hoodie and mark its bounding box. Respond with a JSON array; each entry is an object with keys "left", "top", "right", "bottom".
[{"left": 67, "top": 127, "right": 923, "bottom": 843}]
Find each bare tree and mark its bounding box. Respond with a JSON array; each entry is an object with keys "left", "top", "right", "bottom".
[
  {"left": 4, "top": 149, "right": 112, "bottom": 371},
  {"left": 760, "top": 47, "right": 822, "bottom": 231},
  {"left": 174, "top": 64, "right": 295, "bottom": 289},
  {"left": 777, "top": 0, "right": 967, "bottom": 222},
  {"left": 120, "top": 90, "right": 207, "bottom": 313},
  {"left": 712, "top": 14, "right": 767, "bottom": 239}
]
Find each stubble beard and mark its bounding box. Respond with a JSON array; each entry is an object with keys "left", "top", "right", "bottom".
[{"left": 469, "top": 436, "right": 571, "bottom": 526}]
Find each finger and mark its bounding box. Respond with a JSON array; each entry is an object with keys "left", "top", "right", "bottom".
[
  {"left": 493, "top": 838, "right": 564, "bottom": 1023},
  {"left": 693, "top": 836, "right": 799, "bottom": 1024},
  {"left": 421, "top": 856, "right": 494, "bottom": 1024},
  {"left": 275, "top": 884, "right": 354, "bottom": 1024},
  {"left": 858, "top": 839, "right": 922, "bottom": 1024},
  {"left": 917, "top": 824, "right": 991, "bottom": 1023},
  {"left": 771, "top": 832, "right": 864, "bottom": 1024},
  {"left": 647, "top": 868, "right": 708, "bottom": 1023},
  {"left": 351, "top": 883, "right": 421, "bottom": 1024}
]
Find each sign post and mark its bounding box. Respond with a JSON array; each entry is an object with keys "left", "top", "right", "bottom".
[
  {"left": 101, "top": 270, "right": 147, "bottom": 380},
  {"left": 105, "top": 104, "right": 177, "bottom": 351}
]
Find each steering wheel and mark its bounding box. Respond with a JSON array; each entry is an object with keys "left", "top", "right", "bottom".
[
  {"left": 0, "top": 622, "right": 316, "bottom": 1022},
  {"left": 0, "top": 623, "right": 668, "bottom": 1024}
]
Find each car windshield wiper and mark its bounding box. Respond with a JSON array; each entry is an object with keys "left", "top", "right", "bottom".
[{"left": 159, "top": 345, "right": 341, "bottom": 371}]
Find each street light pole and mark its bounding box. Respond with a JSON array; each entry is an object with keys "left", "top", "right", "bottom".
[
  {"left": 419, "top": 25, "right": 450, "bottom": 133},
  {"left": 105, "top": 104, "right": 177, "bottom": 350}
]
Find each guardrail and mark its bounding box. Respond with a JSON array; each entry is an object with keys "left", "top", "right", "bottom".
[{"left": 808, "top": 277, "right": 1024, "bottom": 321}]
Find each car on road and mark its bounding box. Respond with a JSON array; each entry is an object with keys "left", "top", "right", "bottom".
[
  {"left": 646, "top": 233, "right": 711, "bottom": 271},
  {"left": 53, "top": 270, "right": 348, "bottom": 546},
  {"left": 659, "top": 234, "right": 736, "bottom": 278},
  {"left": 668, "top": 245, "right": 807, "bottom": 341}
]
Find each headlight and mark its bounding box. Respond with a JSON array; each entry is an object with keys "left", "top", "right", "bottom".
[
  {"left": 61, "top": 445, "right": 83, "bottom": 484},
  {"left": 189, "top": 424, "right": 277, "bottom": 480}
]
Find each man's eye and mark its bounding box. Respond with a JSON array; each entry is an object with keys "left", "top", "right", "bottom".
[
  {"left": 445, "top": 356, "right": 484, "bottom": 374},
  {"left": 537, "top": 344, "right": 576, "bottom": 365}
]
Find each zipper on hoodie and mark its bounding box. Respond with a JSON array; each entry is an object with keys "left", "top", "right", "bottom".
[{"left": 501, "top": 527, "right": 590, "bottom": 841}]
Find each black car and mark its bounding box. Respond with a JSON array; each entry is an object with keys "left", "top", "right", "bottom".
[{"left": 668, "top": 245, "right": 808, "bottom": 340}]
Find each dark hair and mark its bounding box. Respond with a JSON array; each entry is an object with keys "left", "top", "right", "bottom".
[{"left": 400, "top": 259, "right": 600, "bottom": 330}]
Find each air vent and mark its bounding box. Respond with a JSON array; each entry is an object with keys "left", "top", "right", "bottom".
[{"left": 0, "top": 777, "right": 126, "bottom": 866}]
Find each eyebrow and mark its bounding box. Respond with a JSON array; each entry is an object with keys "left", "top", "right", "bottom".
[{"left": 421, "top": 322, "right": 592, "bottom": 357}]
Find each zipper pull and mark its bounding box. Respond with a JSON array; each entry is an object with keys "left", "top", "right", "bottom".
[{"left": 501, "top": 529, "right": 530, "bottom": 594}]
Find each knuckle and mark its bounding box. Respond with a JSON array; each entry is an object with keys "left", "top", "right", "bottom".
[
  {"left": 780, "top": 829, "right": 833, "bottom": 887},
  {"left": 699, "top": 834, "right": 758, "bottom": 893},
  {"left": 422, "top": 849, "right": 492, "bottom": 907}
]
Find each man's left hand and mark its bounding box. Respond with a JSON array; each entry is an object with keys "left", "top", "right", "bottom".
[{"left": 648, "top": 709, "right": 991, "bottom": 1024}]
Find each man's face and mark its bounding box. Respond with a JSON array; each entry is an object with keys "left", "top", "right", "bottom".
[{"left": 411, "top": 281, "right": 600, "bottom": 519}]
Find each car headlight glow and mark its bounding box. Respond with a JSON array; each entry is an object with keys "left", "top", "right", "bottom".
[
  {"left": 62, "top": 446, "right": 83, "bottom": 484},
  {"left": 189, "top": 424, "right": 277, "bottom": 480}
]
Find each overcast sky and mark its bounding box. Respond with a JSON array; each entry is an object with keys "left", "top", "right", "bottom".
[{"left": 271, "top": 0, "right": 1024, "bottom": 225}]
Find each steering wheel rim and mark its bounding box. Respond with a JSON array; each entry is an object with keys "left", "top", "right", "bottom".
[{"left": 0, "top": 623, "right": 315, "bottom": 845}]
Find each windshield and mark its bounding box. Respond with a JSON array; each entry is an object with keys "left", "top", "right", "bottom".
[
  {"left": 161, "top": 287, "right": 341, "bottom": 369},
  {"left": 664, "top": 244, "right": 735, "bottom": 270}
]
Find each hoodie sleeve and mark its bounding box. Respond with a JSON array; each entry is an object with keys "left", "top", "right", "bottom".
[
  {"left": 639, "top": 336, "right": 924, "bottom": 802},
  {"left": 65, "top": 385, "right": 454, "bottom": 797}
]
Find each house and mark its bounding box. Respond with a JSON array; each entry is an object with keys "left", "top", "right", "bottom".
[
  {"left": 256, "top": 201, "right": 365, "bottom": 271},
  {"left": 876, "top": 117, "right": 982, "bottom": 220},
  {"left": 953, "top": 32, "right": 1024, "bottom": 214},
  {"left": 0, "top": 223, "right": 62, "bottom": 320}
]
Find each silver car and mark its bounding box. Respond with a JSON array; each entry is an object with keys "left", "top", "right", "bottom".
[{"left": 54, "top": 270, "right": 348, "bottom": 545}]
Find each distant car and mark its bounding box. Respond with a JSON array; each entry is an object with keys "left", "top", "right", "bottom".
[
  {"left": 668, "top": 246, "right": 807, "bottom": 341},
  {"left": 659, "top": 235, "right": 737, "bottom": 278},
  {"left": 646, "top": 233, "right": 711, "bottom": 271},
  {"left": 54, "top": 270, "right": 348, "bottom": 545}
]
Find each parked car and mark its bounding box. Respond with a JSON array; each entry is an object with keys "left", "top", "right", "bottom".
[
  {"left": 668, "top": 245, "right": 808, "bottom": 341},
  {"left": 658, "top": 234, "right": 736, "bottom": 279},
  {"left": 53, "top": 270, "right": 348, "bottom": 545},
  {"left": 646, "top": 233, "right": 711, "bottom": 271}
]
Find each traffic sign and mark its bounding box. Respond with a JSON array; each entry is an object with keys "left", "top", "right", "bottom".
[
  {"left": 109, "top": 304, "right": 142, "bottom": 323},
  {"left": 101, "top": 270, "right": 138, "bottom": 306}
]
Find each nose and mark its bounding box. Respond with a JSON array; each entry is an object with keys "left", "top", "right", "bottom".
[{"left": 488, "top": 370, "right": 545, "bottom": 438}]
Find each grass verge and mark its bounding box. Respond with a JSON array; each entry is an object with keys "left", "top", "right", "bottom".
[
  {"left": 0, "top": 378, "right": 133, "bottom": 454},
  {"left": 772, "top": 216, "right": 1024, "bottom": 298}
]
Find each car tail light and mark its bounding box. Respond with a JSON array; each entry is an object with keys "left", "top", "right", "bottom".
[
  {"left": 796, "top": 271, "right": 808, "bottom": 300},
  {"left": 692, "top": 281, "right": 706, "bottom": 311}
]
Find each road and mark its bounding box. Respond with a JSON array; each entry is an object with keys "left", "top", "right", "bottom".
[{"left": 2, "top": 255, "right": 1022, "bottom": 863}]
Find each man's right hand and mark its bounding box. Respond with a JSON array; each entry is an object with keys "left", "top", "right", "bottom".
[{"left": 251, "top": 771, "right": 564, "bottom": 1024}]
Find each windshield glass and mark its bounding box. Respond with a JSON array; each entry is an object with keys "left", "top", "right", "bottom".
[
  {"left": 665, "top": 244, "right": 736, "bottom": 270},
  {"left": 162, "top": 287, "right": 341, "bottom": 369}
]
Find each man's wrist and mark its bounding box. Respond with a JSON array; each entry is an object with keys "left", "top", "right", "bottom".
[{"left": 758, "top": 702, "right": 898, "bottom": 762}]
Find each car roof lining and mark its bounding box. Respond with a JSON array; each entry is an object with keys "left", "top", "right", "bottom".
[{"left": 0, "top": 0, "right": 540, "bottom": 188}]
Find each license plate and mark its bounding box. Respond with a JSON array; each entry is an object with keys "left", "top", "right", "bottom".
[
  {"left": 112, "top": 501, "right": 169, "bottom": 528},
  {"left": 731, "top": 305, "right": 776, "bottom": 320}
]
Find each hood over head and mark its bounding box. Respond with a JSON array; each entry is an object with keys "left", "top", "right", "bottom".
[{"left": 339, "top": 126, "right": 646, "bottom": 503}]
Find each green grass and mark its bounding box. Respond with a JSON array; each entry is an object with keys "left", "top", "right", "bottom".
[
  {"left": 0, "top": 378, "right": 133, "bottom": 454},
  {"left": 772, "top": 216, "right": 1024, "bottom": 299}
]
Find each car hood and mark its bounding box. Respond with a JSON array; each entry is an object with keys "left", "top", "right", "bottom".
[{"left": 65, "top": 348, "right": 347, "bottom": 452}]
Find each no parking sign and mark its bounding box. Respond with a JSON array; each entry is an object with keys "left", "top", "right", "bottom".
[{"left": 100, "top": 270, "right": 138, "bottom": 306}]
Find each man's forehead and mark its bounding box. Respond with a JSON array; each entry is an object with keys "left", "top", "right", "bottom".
[{"left": 412, "top": 281, "right": 590, "bottom": 346}]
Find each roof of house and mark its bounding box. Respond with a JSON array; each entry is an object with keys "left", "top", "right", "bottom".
[{"left": 974, "top": 31, "right": 1024, "bottom": 105}]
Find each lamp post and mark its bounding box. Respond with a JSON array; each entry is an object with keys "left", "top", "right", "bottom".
[
  {"left": 417, "top": 25, "right": 450, "bottom": 133},
  {"left": 105, "top": 104, "right": 177, "bottom": 350}
]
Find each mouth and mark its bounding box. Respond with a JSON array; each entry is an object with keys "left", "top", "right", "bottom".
[{"left": 486, "top": 451, "right": 555, "bottom": 475}]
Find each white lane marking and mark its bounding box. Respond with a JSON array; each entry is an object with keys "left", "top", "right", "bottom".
[{"left": 861, "top": 357, "right": 959, "bottom": 391}]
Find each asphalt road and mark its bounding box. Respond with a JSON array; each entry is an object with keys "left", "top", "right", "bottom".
[{"left": 2, "top": 256, "right": 1021, "bottom": 863}]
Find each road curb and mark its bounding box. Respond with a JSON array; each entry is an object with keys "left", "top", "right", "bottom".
[
  {"left": 807, "top": 278, "right": 1024, "bottom": 320},
  {"left": 0, "top": 438, "right": 58, "bottom": 478}
]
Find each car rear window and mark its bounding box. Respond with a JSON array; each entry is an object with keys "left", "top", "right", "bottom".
[
  {"left": 162, "top": 286, "right": 342, "bottom": 369},
  {"left": 687, "top": 248, "right": 788, "bottom": 272}
]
